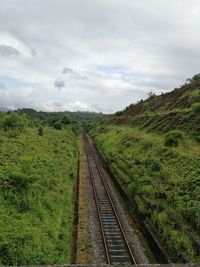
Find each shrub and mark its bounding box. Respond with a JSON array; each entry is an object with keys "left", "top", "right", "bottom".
[
  {"left": 187, "top": 73, "right": 200, "bottom": 82},
  {"left": 191, "top": 73, "right": 200, "bottom": 81},
  {"left": 188, "top": 89, "right": 200, "bottom": 103},
  {"left": 128, "top": 181, "right": 138, "bottom": 195},
  {"left": 115, "top": 111, "right": 123, "bottom": 116},
  {"left": 38, "top": 127, "right": 44, "bottom": 136},
  {"left": 164, "top": 130, "right": 185, "bottom": 147},
  {"left": 191, "top": 102, "right": 200, "bottom": 112},
  {"left": 1, "top": 113, "right": 26, "bottom": 135},
  {"left": 142, "top": 101, "right": 150, "bottom": 112},
  {"left": 144, "top": 157, "right": 161, "bottom": 172},
  {"left": 2, "top": 171, "right": 37, "bottom": 192},
  {"left": 53, "top": 122, "right": 62, "bottom": 130}
]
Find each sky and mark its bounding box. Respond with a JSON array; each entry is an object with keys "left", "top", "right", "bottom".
[{"left": 0, "top": 0, "right": 200, "bottom": 113}]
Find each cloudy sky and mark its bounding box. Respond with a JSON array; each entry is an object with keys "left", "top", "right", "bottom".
[{"left": 0, "top": 0, "right": 200, "bottom": 113}]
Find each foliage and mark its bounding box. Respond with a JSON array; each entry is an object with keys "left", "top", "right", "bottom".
[
  {"left": 53, "top": 121, "right": 62, "bottom": 130},
  {"left": 38, "top": 126, "right": 44, "bottom": 136},
  {"left": 188, "top": 89, "right": 200, "bottom": 103},
  {"left": 60, "top": 115, "right": 72, "bottom": 125},
  {"left": 147, "top": 91, "right": 156, "bottom": 99},
  {"left": 112, "top": 78, "right": 200, "bottom": 141},
  {"left": 0, "top": 113, "right": 79, "bottom": 265},
  {"left": 18, "top": 108, "right": 105, "bottom": 129},
  {"left": 142, "top": 101, "right": 150, "bottom": 112},
  {"left": 90, "top": 124, "right": 200, "bottom": 263},
  {"left": 164, "top": 130, "right": 185, "bottom": 147},
  {"left": 0, "top": 113, "right": 27, "bottom": 137},
  {"left": 187, "top": 73, "right": 200, "bottom": 82},
  {"left": 191, "top": 102, "right": 200, "bottom": 112}
]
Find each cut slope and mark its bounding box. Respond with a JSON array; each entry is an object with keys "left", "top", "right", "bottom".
[
  {"left": 113, "top": 80, "right": 200, "bottom": 140},
  {"left": 123, "top": 80, "right": 200, "bottom": 116}
]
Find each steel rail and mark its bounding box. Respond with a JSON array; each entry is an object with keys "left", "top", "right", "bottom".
[
  {"left": 84, "top": 133, "right": 136, "bottom": 265},
  {"left": 84, "top": 134, "right": 111, "bottom": 264}
]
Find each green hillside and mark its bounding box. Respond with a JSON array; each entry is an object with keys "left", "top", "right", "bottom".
[
  {"left": 90, "top": 77, "right": 200, "bottom": 263},
  {"left": 0, "top": 112, "right": 79, "bottom": 265},
  {"left": 113, "top": 78, "right": 200, "bottom": 140}
]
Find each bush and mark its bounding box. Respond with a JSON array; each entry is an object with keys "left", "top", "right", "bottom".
[
  {"left": 191, "top": 102, "right": 200, "bottom": 112},
  {"left": 53, "top": 122, "right": 62, "bottom": 130},
  {"left": 2, "top": 171, "right": 37, "bottom": 192},
  {"left": 164, "top": 130, "right": 185, "bottom": 147},
  {"left": 191, "top": 73, "right": 200, "bottom": 81},
  {"left": 144, "top": 157, "right": 161, "bottom": 172},
  {"left": 38, "top": 127, "right": 44, "bottom": 136},
  {"left": 188, "top": 89, "right": 200, "bottom": 103},
  {"left": 128, "top": 181, "right": 138, "bottom": 195},
  {"left": 1, "top": 113, "right": 26, "bottom": 135}
]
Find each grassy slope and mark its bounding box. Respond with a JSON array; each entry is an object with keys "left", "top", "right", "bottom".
[
  {"left": 0, "top": 114, "right": 78, "bottom": 265},
  {"left": 90, "top": 125, "right": 200, "bottom": 263},
  {"left": 113, "top": 82, "right": 200, "bottom": 140}
]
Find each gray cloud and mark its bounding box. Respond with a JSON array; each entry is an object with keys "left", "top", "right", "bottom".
[
  {"left": 54, "top": 80, "right": 65, "bottom": 89},
  {"left": 0, "top": 80, "right": 7, "bottom": 89},
  {"left": 62, "top": 67, "right": 88, "bottom": 80},
  {"left": 0, "top": 0, "right": 200, "bottom": 113},
  {"left": 0, "top": 45, "right": 20, "bottom": 57},
  {"left": 62, "top": 67, "right": 76, "bottom": 75}
]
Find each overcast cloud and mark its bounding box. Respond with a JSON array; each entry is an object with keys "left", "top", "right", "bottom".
[{"left": 0, "top": 0, "right": 200, "bottom": 113}]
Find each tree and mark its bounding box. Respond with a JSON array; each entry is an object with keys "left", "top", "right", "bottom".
[
  {"left": 147, "top": 90, "right": 156, "bottom": 99},
  {"left": 192, "top": 73, "right": 200, "bottom": 81},
  {"left": 53, "top": 122, "right": 62, "bottom": 130},
  {"left": 1, "top": 113, "right": 26, "bottom": 136},
  {"left": 60, "top": 115, "right": 71, "bottom": 125},
  {"left": 187, "top": 73, "right": 200, "bottom": 83}
]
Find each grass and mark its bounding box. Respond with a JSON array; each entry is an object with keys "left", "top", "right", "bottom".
[
  {"left": 90, "top": 124, "right": 200, "bottom": 263},
  {"left": 0, "top": 113, "right": 79, "bottom": 265}
]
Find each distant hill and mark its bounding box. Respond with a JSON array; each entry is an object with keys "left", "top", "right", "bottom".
[
  {"left": 0, "top": 107, "right": 12, "bottom": 112},
  {"left": 112, "top": 79, "right": 200, "bottom": 140}
]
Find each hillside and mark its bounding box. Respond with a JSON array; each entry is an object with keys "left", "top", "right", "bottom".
[
  {"left": 0, "top": 112, "right": 80, "bottom": 265},
  {"left": 90, "top": 76, "right": 200, "bottom": 263},
  {"left": 113, "top": 79, "right": 200, "bottom": 140}
]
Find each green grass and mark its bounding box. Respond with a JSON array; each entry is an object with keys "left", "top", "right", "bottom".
[
  {"left": 0, "top": 113, "right": 79, "bottom": 265},
  {"left": 90, "top": 124, "right": 200, "bottom": 263}
]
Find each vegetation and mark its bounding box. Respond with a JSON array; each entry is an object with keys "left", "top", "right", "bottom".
[
  {"left": 191, "top": 102, "right": 200, "bottom": 112},
  {"left": 0, "top": 111, "right": 80, "bottom": 265},
  {"left": 91, "top": 77, "right": 200, "bottom": 262},
  {"left": 164, "top": 130, "right": 185, "bottom": 147},
  {"left": 112, "top": 78, "right": 200, "bottom": 141},
  {"left": 90, "top": 124, "right": 200, "bottom": 263},
  {"left": 187, "top": 73, "right": 200, "bottom": 83},
  {"left": 18, "top": 109, "right": 105, "bottom": 130}
]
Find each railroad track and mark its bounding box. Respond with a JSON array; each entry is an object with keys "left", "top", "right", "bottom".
[{"left": 83, "top": 133, "right": 136, "bottom": 265}]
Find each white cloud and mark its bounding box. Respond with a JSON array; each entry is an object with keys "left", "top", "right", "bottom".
[
  {"left": 0, "top": 32, "right": 35, "bottom": 57},
  {"left": 68, "top": 100, "right": 89, "bottom": 111},
  {"left": 0, "top": 0, "right": 200, "bottom": 113}
]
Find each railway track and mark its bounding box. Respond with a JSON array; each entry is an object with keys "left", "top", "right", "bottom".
[{"left": 83, "top": 133, "right": 136, "bottom": 265}]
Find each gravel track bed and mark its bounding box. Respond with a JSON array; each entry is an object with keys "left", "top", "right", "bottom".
[
  {"left": 84, "top": 148, "right": 107, "bottom": 264},
  {"left": 83, "top": 136, "right": 149, "bottom": 264}
]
